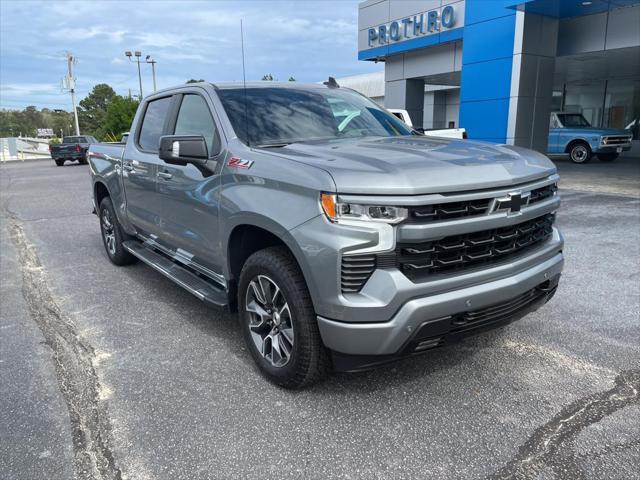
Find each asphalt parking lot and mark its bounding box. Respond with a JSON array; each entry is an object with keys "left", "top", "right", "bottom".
[{"left": 1, "top": 155, "right": 639, "bottom": 480}]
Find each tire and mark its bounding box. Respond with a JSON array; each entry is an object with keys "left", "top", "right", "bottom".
[
  {"left": 78, "top": 156, "right": 88, "bottom": 165},
  {"left": 98, "top": 197, "right": 137, "bottom": 266},
  {"left": 55, "top": 159, "right": 65, "bottom": 167},
  {"left": 597, "top": 152, "right": 618, "bottom": 162},
  {"left": 238, "top": 246, "right": 329, "bottom": 388},
  {"left": 568, "top": 142, "right": 592, "bottom": 164}
]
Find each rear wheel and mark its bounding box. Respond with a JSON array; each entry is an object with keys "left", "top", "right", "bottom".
[
  {"left": 597, "top": 152, "right": 618, "bottom": 162},
  {"left": 238, "top": 247, "right": 329, "bottom": 388},
  {"left": 568, "top": 142, "right": 592, "bottom": 164},
  {"left": 55, "top": 159, "right": 65, "bottom": 167},
  {"left": 98, "top": 197, "right": 137, "bottom": 266}
]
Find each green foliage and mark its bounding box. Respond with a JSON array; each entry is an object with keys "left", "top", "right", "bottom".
[
  {"left": 99, "top": 96, "right": 139, "bottom": 140},
  {"left": 0, "top": 107, "right": 74, "bottom": 137},
  {"left": 0, "top": 82, "right": 138, "bottom": 141},
  {"left": 288, "top": 77, "right": 296, "bottom": 82},
  {"left": 261, "top": 74, "right": 274, "bottom": 81},
  {"left": 49, "top": 137, "right": 61, "bottom": 144},
  {"left": 78, "top": 84, "right": 117, "bottom": 137},
  {"left": 186, "top": 79, "right": 205, "bottom": 83}
]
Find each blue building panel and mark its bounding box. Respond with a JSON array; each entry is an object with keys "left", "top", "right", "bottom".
[
  {"left": 464, "top": 0, "right": 519, "bottom": 25},
  {"left": 460, "top": 14, "right": 517, "bottom": 65},
  {"left": 358, "top": 28, "right": 464, "bottom": 61},
  {"left": 459, "top": 58, "right": 514, "bottom": 102},
  {"left": 459, "top": 0, "right": 518, "bottom": 143},
  {"left": 506, "top": 0, "right": 640, "bottom": 18},
  {"left": 459, "top": 98, "right": 511, "bottom": 141}
]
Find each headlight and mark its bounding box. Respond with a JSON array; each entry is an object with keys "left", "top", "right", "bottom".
[{"left": 320, "top": 193, "right": 408, "bottom": 224}]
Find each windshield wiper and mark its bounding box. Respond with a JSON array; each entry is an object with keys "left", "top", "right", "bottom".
[{"left": 254, "top": 142, "right": 292, "bottom": 148}]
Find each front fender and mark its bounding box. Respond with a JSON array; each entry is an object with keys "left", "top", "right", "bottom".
[{"left": 221, "top": 211, "right": 324, "bottom": 312}]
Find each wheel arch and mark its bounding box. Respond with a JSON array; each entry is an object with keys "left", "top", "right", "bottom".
[
  {"left": 225, "top": 216, "right": 319, "bottom": 313},
  {"left": 94, "top": 180, "right": 110, "bottom": 207},
  {"left": 564, "top": 138, "right": 592, "bottom": 154}
]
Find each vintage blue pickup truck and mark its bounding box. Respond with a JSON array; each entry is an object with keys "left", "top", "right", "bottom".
[{"left": 548, "top": 112, "right": 633, "bottom": 164}]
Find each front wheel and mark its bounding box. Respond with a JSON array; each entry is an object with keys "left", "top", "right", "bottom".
[
  {"left": 238, "top": 247, "right": 329, "bottom": 388},
  {"left": 597, "top": 152, "right": 618, "bottom": 162},
  {"left": 569, "top": 142, "right": 592, "bottom": 164}
]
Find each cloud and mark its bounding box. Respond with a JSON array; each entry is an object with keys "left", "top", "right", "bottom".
[
  {"left": 1, "top": 0, "right": 382, "bottom": 109},
  {"left": 135, "top": 32, "right": 191, "bottom": 48},
  {"left": 49, "top": 27, "right": 126, "bottom": 43},
  {"left": 1, "top": 83, "right": 60, "bottom": 96}
]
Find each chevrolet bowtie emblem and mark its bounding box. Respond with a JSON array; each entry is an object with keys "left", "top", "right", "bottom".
[{"left": 493, "top": 191, "right": 530, "bottom": 215}]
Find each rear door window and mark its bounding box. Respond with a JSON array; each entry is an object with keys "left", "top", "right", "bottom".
[
  {"left": 174, "top": 94, "right": 220, "bottom": 156},
  {"left": 138, "top": 96, "right": 172, "bottom": 151}
]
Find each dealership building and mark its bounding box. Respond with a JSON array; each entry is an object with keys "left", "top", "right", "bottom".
[{"left": 356, "top": 0, "right": 640, "bottom": 152}]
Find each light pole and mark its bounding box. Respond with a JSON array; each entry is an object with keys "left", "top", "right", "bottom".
[
  {"left": 125, "top": 50, "right": 143, "bottom": 100},
  {"left": 145, "top": 55, "right": 157, "bottom": 92}
]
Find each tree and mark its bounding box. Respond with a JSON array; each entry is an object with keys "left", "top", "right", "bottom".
[
  {"left": 261, "top": 74, "right": 274, "bottom": 81},
  {"left": 0, "top": 107, "right": 74, "bottom": 137},
  {"left": 78, "top": 84, "right": 117, "bottom": 137},
  {"left": 288, "top": 77, "right": 296, "bottom": 82},
  {"left": 99, "top": 96, "right": 139, "bottom": 140},
  {"left": 187, "top": 79, "right": 205, "bottom": 83}
]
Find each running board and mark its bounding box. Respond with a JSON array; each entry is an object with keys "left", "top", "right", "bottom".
[{"left": 123, "top": 241, "right": 228, "bottom": 308}]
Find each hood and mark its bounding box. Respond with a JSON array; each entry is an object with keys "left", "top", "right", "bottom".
[{"left": 267, "top": 136, "right": 557, "bottom": 195}]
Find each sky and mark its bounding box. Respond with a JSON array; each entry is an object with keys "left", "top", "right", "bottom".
[{"left": 0, "top": 0, "right": 382, "bottom": 110}]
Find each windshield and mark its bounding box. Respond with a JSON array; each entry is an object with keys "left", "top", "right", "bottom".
[
  {"left": 557, "top": 114, "right": 591, "bottom": 128},
  {"left": 217, "top": 87, "right": 413, "bottom": 146},
  {"left": 63, "top": 136, "right": 86, "bottom": 143}
]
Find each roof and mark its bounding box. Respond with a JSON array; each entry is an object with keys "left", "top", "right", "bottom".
[{"left": 212, "top": 81, "right": 330, "bottom": 90}]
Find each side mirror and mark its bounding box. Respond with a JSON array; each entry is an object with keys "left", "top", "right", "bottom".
[{"left": 159, "top": 135, "right": 208, "bottom": 166}]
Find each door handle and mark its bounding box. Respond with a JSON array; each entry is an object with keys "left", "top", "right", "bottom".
[
  {"left": 122, "top": 161, "right": 134, "bottom": 172},
  {"left": 157, "top": 171, "right": 173, "bottom": 180}
]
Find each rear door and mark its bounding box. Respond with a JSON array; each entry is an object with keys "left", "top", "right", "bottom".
[
  {"left": 122, "top": 94, "right": 173, "bottom": 236},
  {"left": 155, "top": 91, "right": 225, "bottom": 276}
]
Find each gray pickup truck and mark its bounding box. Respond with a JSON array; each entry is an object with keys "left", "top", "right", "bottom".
[
  {"left": 51, "top": 135, "right": 98, "bottom": 166},
  {"left": 88, "top": 81, "right": 564, "bottom": 388}
]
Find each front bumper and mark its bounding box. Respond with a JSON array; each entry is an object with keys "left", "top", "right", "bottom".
[
  {"left": 597, "top": 144, "right": 631, "bottom": 153},
  {"left": 318, "top": 251, "right": 563, "bottom": 365}
]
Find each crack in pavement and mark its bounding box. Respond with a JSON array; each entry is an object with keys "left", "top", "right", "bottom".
[
  {"left": 7, "top": 213, "right": 122, "bottom": 480},
  {"left": 488, "top": 369, "right": 640, "bottom": 480}
]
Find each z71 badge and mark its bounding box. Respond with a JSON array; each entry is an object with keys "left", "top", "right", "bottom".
[{"left": 227, "top": 157, "right": 254, "bottom": 169}]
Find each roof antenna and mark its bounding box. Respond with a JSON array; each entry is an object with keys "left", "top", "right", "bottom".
[
  {"left": 240, "top": 19, "right": 250, "bottom": 147},
  {"left": 323, "top": 76, "right": 339, "bottom": 88}
]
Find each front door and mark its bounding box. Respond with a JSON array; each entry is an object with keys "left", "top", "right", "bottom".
[
  {"left": 155, "top": 92, "right": 224, "bottom": 277},
  {"left": 122, "top": 95, "right": 173, "bottom": 236},
  {"left": 547, "top": 114, "right": 561, "bottom": 154}
]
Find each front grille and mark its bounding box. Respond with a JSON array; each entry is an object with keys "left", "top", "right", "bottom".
[
  {"left": 602, "top": 136, "right": 631, "bottom": 146},
  {"left": 341, "top": 254, "right": 376, "bottom": 293},
  {"left": 408, "top": 198, "right": 491, "bottom": 223},
  {"left": 406, "top": 183, "right": 557, "bottom": 224},
  {"left": 394, "top": 213, "right": 555, "bottom": 281},
  {"left": 529, "top": 184, "right": 557, "bottom": 205}
]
